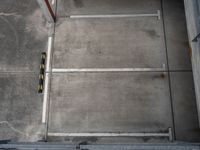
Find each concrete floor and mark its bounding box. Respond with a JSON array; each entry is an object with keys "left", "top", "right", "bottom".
[
  {"left": 0, "top": 0, "right": 48, "bottom": 141},
  {"left": 49, "top": 0, "right": 200, "bottom": 142},
  {"left": 162, "top": 0, "right": 200, "bottom": 142},
  {"left": 56, "top": 0, "right": 160, "bottom": 17},
  {"left": 162, "top": 0, "right": 192, "bottom": 71},
  {"left": 50, "top": 0, "right": 172, "bottom": 143},
  {"left": 53, "top": 17, "right": 166, "bottom": 68},
  {"left": 0, "top": 74, "right": 43, "bottom": 141},
  {"left": 170, "top": 72, "right": 200, "bottom": 142},
  {"left": 0, "top": 0, "right": 200, "bottom": 143},
  {"left": 49, "top": 72, "right": 172, "bottom": 133},
  {"left": 0, "top": 0, "right": 48, "bottom": 72}
]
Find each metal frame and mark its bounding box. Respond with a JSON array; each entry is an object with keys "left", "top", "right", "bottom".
[
  {"left": 48, "top": 128, "right": 173, "bottom": 142},
  {"left": 41, "top": 0, "right": 57, "bottom": 126},
  {"left": 37, "top": 0, "right": 56, "bottom": 22},
  {"left": 42, "top": 36, "right": 54, "bottom": 124},
  {"left": 192, "top": 32, "right": 200, "bottom": 42},
  {"left": 68, "top": 10, "right": 161, "bottom": 20},
  {"left": 52, "top": 64, "right": 166, "bottom": 73},
  {"left": 0, "top": 142, "right": 200, "bottom": 150}
]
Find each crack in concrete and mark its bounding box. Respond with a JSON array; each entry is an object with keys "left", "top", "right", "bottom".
[{"left": 0, "top": 121, "right": 29, "bottom": 137}]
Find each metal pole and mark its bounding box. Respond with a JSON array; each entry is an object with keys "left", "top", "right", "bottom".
[
  {"left": 1, "top": 142, "right": 200, "bottom": 150},
  {"left": 48, "top": 128, "right": 173, "bottom": 141},
  {"left": 37, "top": 0, "right": 56, "bottom": 23},
  {"left": 42, "top": 36, "right": 53, "bottom": 124},
  {"left": 48, "top": 132, "right": 169, "bottom": 137},
  {"left": 51, "top": 66, "right": 166, "bottom": 73},
  {"left": 69, "top": 10, "right": 161, "bottom": 20}
]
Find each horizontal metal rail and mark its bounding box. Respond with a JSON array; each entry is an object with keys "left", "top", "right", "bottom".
[
  {"left": 68, "top": 10, "right": 161, "bottom": 20},
  {"left": 51, "top": 66, "right": 166, "bottom": 73},
  {"left": 48, "top": 128, "right": 173, "bottom": 141},
  {"left": 1, "top": 142, "right": 200, "bottom": 150},
  {"left": 48, "top": 132, "right": 169, "bottom": 137}
]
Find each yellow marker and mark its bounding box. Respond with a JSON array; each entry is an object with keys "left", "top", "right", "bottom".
[
  {"left": 40, "top": 64, "right": 45, "bottom": 69},
  {"left": 39, "top": 74, "right": 44, "bottom": 79}
]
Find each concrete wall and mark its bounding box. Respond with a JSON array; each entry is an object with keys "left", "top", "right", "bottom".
[{"left": 184, "top": 0, "right": 200, "bottom": 125}]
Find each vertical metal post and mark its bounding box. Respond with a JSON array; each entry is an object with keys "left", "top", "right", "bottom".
[
  {"left": 37, "top": 0, "right": 56, "bottom": 23},
  {"left": 42, "top": 36, "right": 53, "bottom": 124}
]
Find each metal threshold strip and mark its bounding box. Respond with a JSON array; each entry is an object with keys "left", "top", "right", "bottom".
[
  {"left": 51, "top": 65, "right": 166, "bottom": 73},
  {"left": 48, "top": 128, "right": 173, "bottom": 141},
  {"left": 67, "top": 10, "right": 161, "bottom": 20}
]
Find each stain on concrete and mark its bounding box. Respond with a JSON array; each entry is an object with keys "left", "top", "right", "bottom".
[
  {"left": 73, "top": 0, "right": 84, "bottom": 8},
  {"left": 143, "top": 29, "right": 160, "bottom": 38}
]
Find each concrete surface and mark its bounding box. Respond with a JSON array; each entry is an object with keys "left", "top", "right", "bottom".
[
  {"left": 163, "top": 0, "right": 192, "bottom": 71},
  {"left": 49, "top": 0, "right": 173, "bottom": 143},
  {"left": 0, "top": 0, "right": 199, "bottom": 143},
  {"left": 0, "top": 0, "right": 48, "bottom": 72},
  {"left": 0, "top": 73, "right": 43, "bottom": 142},
  {"left": 48, "top": 0, "right": 200, "bottom": 143},
  {"left": 53, "top": 0, "right": 165, "bottom": 69},
  {"left": 53, "top": 17, "right": 166, "bottom": 68},
  {"left": 170, "top": 72, "right": 200, "bottom": 142},
  {"left": 56, "top": 0, "right": 161, "bottom": 17},
  {"left": 49, "top": 72, "right": 172, "bottom": 133},
  {"left": 0, "top": 0, "right": 48, "bottom": 141}
]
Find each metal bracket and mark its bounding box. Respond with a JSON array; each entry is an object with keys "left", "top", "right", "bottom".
[
  {"left": 192, "top": 33, "right": 200, "bottom": 42},
  {"left": 0, "top": 140, "right": 11, "bottom": 144}
]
